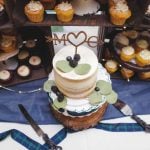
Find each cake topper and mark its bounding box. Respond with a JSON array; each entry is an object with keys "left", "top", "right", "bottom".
[
  {"left": 45, "top": 31, "right": 104, "bottom": 48},
  {"left": 67, "top": 31, "right": 87, "bottom": 54}
]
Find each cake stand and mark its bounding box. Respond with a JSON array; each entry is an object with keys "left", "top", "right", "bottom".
[
  {"left": 47, "top": 63, "right": 111, "bottom": 130},
  {"left": 71, "top": 0, "right": 100, "bottom": 16}
]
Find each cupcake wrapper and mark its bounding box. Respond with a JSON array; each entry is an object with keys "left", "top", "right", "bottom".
[{"left": 25, "top": 7, "right": 44, "bottom": 23}]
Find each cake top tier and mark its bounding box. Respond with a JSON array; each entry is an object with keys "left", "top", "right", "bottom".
[{"left": 53, "top": 45, "right": 98, "bottom": 80}]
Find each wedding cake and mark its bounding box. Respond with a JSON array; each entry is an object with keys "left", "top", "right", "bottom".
[{"left": 44, "top": 45, "right": 118, "bottom": 130}]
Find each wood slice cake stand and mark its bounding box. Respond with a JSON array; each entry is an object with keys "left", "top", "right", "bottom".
[{"left": 50, "top": 102, "right": 108, "bottom": 131}]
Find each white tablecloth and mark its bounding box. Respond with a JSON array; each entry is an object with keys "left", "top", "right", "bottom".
[{"left": 1, "top": 115, "right": 150, "bottom": 150}]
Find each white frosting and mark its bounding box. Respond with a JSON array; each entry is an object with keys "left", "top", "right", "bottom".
[
  {"left": 122, "top": 46, "right": 135, "bottom": 55},
  {"left": 0, "top": 4, "right": 4, "bottom": 12},
  {"left": 139, "top": 50, "right": 150, "bottom": 60},
  {"left": 115, "top": 34, "right": 129, "bottom": 45},
  {"left": 29, "top": 56, "right": 41, "bottom": 65},
  {"left": 27, "top": 1, "right": 43, "bottom": 11},
  {"left": 115, "top": 2, "right": 129, "bottom": 12},
  {"left": 71, "top": 0, "right": 100, "bottom": 16},
  {"left": 112, "top": 0, "right": 126, "bottom": 4},
  {"left": 56, "top": 2, "right": 72, "bottom": 11},
  {"left": 0, "top": 70, "right": 10, "bottom": 80},
  {"left": 145, "top": 5, "right": 150, "bottom": 15},
  {"left": 106, "top": 60, "right": 117, "bottom": 69},
  {"left": 53, "top": 45, "right": 98, "bottom": 80},
  {"left": 17, "top": 65, "right": 30, "bottom": 77},
  {"left": 48, "top": 64, "right": 111, "bottom": 116}
]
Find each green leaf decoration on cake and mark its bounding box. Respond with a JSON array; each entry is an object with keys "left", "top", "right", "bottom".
[
  {"left": 74, "top": 64, "right": 91, "bottom": 75},
  {"left": 88, "top": 91, "right": 103, "bottom": 105},
  {"left": 88, "top": 80, "right": 118, "bottom": 105},
  {"left": 96, "top": 80, "right": 112, "bottom": 95},
  {"left": 106, "top": 90, "right": 118, "bottom": 104},
  {"left": 56, "top": 60, "right": 91, "bottom": 75},
  {"left": 53, "top": 97, "right": 67, "bottom": 109},
  {"left": 43, "top": 80, "right": 55, "bottom": 93},
  {"left": 56, "top": 60, "right": 73, "bottom": 73}
]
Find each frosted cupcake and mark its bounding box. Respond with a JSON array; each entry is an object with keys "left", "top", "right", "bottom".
[
  {"left": 25, "top": 1, "right": 44, "bottom": 23},
  {"left": 121, "top": 67, "right": 134, "bottom": 79},
  {"left": 135, "top": 39, "right": 149, "bottom": 53},
  {"left": 55, "top": 2, "right": 74, "bottom": 22},
  {"left": 120, "top": 46, "right": 135, "bottom": 62},
  {"left": 109, "top": 2, "right": 131, "bottom": 25},
  {"left": 109, "top": 0, "right": 127, "bottom": 7},
  {"left": 136, "top": 50, "right": 150, "bottom": 66},
  {"left": 105, "top": 59, "right": 118, "bottom": 74}
]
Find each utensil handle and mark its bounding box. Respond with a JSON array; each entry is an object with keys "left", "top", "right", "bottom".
[
  {"left": 43, "top": 134, "right": 62, "bottom": 150},
  {"left": 131, "top": 115, "right": 147, "bottom": 129}
]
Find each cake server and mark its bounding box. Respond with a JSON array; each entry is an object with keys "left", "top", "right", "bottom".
[
  {"left": 113, "top": 99, "right": 150, "bottom": 132},
  {"left": 18, "top": 104, "right": 62, "bottom": 150}
]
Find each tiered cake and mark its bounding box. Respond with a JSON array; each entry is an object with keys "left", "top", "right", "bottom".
[{"left": 44, "top": 45, "right": 118, "bottom": 131}]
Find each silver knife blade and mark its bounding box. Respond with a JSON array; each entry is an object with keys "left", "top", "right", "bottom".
[
  {"left": 18, "top": 104, "right": 62, "bottom": 150},
  {"left": 113, "top": 99, "right": 133, "bottom": 116}
]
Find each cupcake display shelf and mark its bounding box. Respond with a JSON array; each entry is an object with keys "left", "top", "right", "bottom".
[
  {"left": 1, "top": 0, "right": 149, "bottom": 86},
  {"left": 0, "top": 67, "right": 47, "bottom": 86},
  {"left": 100, "top": 28, "right": 150, "bottom": 81},
  {"left": 109, "top": 30, "right": 150, "bottom": 72},
  {"left": 12, "top": 0, "right": 150, "bottom": 28}
]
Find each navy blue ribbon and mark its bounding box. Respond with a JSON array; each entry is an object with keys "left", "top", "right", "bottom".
[{"left": 0, "top": 123, "right": 144, "bottom": 150}]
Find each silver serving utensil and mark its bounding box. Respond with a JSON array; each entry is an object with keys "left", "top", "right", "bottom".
[
  {"left": 18, "top": 104, "right": 62, "bottom": 150},
  {"left": 113, "top": 99, "right": 150, "bottom": 132}
]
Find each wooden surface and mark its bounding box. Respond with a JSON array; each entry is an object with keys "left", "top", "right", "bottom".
[{"left": 1, "top": 67, "right": 48, "bottom": 86}]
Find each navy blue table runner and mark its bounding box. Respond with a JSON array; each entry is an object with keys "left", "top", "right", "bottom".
[{"left": 0, "top": 78, "right": 150, "bottom": 124}]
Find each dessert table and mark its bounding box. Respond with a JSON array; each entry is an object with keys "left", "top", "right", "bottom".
[{"left": 0, "top": 78, "right": 150, "bottom": 150}]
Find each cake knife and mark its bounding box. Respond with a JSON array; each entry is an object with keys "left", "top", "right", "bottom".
[
  {"left": 113, "top": 99, "right": 150, "bottom": 132},
  {"left": 18, "top": 104, "right": 62, "bottom": 150}
]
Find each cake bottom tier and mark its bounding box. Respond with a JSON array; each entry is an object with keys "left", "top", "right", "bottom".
[{"left": 51, "top": 102, "right": 108, "bottom": 131}]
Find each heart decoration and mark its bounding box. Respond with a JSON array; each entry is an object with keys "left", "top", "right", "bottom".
[{"left": 67, "top": 31, "right": 87, "bottom": 53}]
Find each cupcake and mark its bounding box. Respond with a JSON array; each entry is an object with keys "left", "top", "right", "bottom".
[
  {"left": 0, "top": 4, "right": 7, "bottom": 25},
  {"left": 122, "top": 30, "right": 139, "bottom": 40},
  {"left": 105, "top": 59, "right": 118, "bottom": 74},
  {"left": 120, "top": 46, "right": 135, "bottom": 62},
  {"left": 115, "top": 34, "right": 129, "bottom": 50},
  {"left": 135, "top": 39, "right": 149, "bottom": 53},
  {"left": 17, "top": 65, "right": 31, "bottom": 79},
  {"left": 136, "top": 49, "right": 150, "bottom": 66},
  {"left": 0, "top": 70, "right": 12, "bottom": 83},
  {"left": 25, "top": 39, "right": 37, "bottom": 49},
  {"left": 138, "top": 71, "right": 150, "bottom": 80},
  {"left": 109, "top": 2, "right": 131, "bottom": 25},
  {"left": 3, "top": 58, "right": 19, "bottom": 71},
  {"left": 120, "top": 67, "right": 134, "bottom": 79},
  {"left": 109, "top": 0, "right": 127, "bottom": 7},
  {"left": 18, "top": 50, "right": 30, "bottom": 63},
  {"left": 24, "top": 1, "right": 44, "bottom": 23},
  {"left": 55, "top": 2, "right": 74, "bottom": 22},
  {"left": 29, "top": 56, "right": 42, "bottom": 69},
  {"left": 0, "top": 37, "right": 15, "bottom": 53}
]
